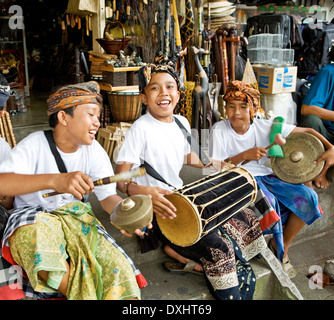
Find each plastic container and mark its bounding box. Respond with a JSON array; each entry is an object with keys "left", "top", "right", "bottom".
[
  {"left": 282, "top": 49, "right": 294, "bottom": 66},
  {"left": 271, "top": 48, "right": 283, "bottom": 65},
  {"left": 248, "top": 48, "right": 273, "bottom": 64},
  {"left": 248, "top": 34, "right": 273, "bottom": 49},
  {"left": 248, "top": 34, "right": 283, "bottom": 49},
  {"left": 271, "top": 34, "right": 284, "bottom": 48}
]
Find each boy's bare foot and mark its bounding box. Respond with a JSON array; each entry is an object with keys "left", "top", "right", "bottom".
[
  {"left": 304, "top": 181, "right": 313, "bottom": 189},
  {"left": 164, "top": 245, "right": 203, "bottom": 272},
  {"left": 314, "top": 174, "right": 329, "bottom": 189}
]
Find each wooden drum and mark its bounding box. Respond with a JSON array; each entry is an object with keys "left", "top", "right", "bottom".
[
  {"left": 156, "top": 167, "right": 257, "bottom": 247},
  {"left": 107, "top": 90, "right": 142, "bottom": 122}
]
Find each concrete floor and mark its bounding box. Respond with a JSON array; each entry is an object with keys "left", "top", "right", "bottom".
[{"left": 8, "top": 90, "right": 334, "bottom": 300}]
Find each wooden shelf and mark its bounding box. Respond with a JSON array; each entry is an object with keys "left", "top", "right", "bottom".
[
  {"left": 98, "top": 82, "right": 139, "bottom": 92},
  {"left": 100, "top": 64, "right": 141, "bottom": 73}
]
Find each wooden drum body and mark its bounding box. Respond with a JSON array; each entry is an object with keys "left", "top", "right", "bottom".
[
  {"left": 107, "top": 90, "right": 142, "bottom": 122},
  {"left": 156, "top": 167, "right": 257, "bottom": 247}
]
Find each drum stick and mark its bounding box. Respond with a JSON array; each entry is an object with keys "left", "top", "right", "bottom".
[
  {"left": 241, "top": 134, "right": 286, "bottom": 165},
  {"left": 42, "top": 167, "right": 146, "bottom": 198}
]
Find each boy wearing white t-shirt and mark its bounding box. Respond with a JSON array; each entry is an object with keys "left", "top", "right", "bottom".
[
  {"left": 210, "top": 80, "right": 334, "bottom": 278},
  {"left": 115, "top": 64, "right": 268, "bottom": 300},
  {"left": 0, "top": 81, "right": 146, "bottom": 300}
]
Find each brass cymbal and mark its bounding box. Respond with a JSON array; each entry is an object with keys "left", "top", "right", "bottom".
[
  {"left": 110, "top": 195, "right": 153, "bottom": 234},
  {"left": 271, "top": 132, "right": 325, "bottom": 184}
]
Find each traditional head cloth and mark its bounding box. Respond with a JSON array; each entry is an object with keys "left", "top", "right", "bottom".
[
  {"left": 138, "top": 63, "right": 180, "bottom": 93},
  {"left": 223, "top": 80, "right": 260, "bottom": 122},
  {"left": 47, "top": 81, "right": 103, "bottom": 116}
]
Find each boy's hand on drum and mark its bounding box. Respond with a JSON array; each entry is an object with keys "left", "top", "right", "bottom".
[
  {"left": 52, "top": 171, "right": 95, "bottom": 200},
  {"left": 132, "top": 185, "right": 177, "bottom": 219},
  {"left": 148, "top": 187, "right": 177, "bottom": 220}
]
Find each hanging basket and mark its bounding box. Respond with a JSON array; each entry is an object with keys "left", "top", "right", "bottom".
[{"left": 96, "top": 21, "right": 131, "bottom": 55}]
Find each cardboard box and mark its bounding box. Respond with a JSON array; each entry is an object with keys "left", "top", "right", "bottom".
[{"left": 252, "top": 65, "right": 297, "bottom": 94}]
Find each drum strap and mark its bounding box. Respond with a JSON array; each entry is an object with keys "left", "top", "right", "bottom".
[
  {"left": 44, "top": 130, "right": 67, "bottom": 173},
  {"left": 140, "top": 159, "right": 176, "bottom": 189},
  {"left": 44, "top": 130, "right": 86, "bottom": 202},
  {"left": 139, "top": 117, "right": 211, "bottom": 188},
  {"left": 173, "top": 116, "right": 211, "bottom": 166}
]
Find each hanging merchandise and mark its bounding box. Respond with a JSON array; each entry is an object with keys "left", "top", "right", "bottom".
[
  {"left": 96, "top": 21, "right": 131, "bottom": 54},
  {"left": 244, "top": 13, "right": 291, "bottom": 49},
  {"left": 296, "top": 20, "right": 334, "bottom": 77},
  {"left": 66, "top": 0, "right": 98, "bottom": 16},
  {"left": 203, "top": 0, "right": 236, "bottom": 32},
  {"left": 239, "top": 0, "right": 288, "bottom": 6}
]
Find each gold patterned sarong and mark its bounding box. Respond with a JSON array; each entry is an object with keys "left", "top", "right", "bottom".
[{"left": 8, "top": 201, "right": 141, "bottom": 300}]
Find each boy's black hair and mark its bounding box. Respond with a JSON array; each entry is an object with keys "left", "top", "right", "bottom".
[{"left": 48, "top": 106, "right": 76, "bottom": 128}]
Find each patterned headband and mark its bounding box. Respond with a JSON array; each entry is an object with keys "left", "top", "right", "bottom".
[
  {"left": 138, "top": 63, "right": 180, "bottom": 93},
  {"left": 47, "top": 81, "right": 103, "bottom": 116},
  {"left": 223, "top": 80, "right": 260, "bottom": 117}
]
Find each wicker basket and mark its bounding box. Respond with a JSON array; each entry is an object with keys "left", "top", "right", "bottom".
[{"left": 96, "top": 21, "right": 131, "bottom": 55}]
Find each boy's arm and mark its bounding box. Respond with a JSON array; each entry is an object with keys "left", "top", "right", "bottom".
[
  {"left": 292, "top": 127, "right": 333, "bottom": 150},
  {"left": 185, "top": 151, "right": 205, "bottom": 168},
  {"left": 115, "top": 162, "right": 177, "bottom": 219},
  {"left": 301, "top": 104, "right": 334, "bottom": 121},
  {"left": 99, "top": 193, "right": 123, "bottom": 215},
  {"left": 0, "top": 171, "right": 95, "bottom": 200},
  {"left": 292, "top": 126, "right": 334, "bottom": 179}
]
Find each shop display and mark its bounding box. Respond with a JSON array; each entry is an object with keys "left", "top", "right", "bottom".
[
  {"left": 296, "top": 21, "right": 334, "bottom": 76},
  {"left": 0, "top": 16, "right": 29, "bottom": 96},
  {"left": 96, "top": 122, "right": 132, "bottom": 162},
  {"left": 244, "top": 13, "right": 291, "bottom": 48},
  {"left": 107, "top": 89, "right": 142, "bottom": 122},
  {"left": 0, "top": 0, "right": 332, "bottom": 131},
  {"left": 252, "top": 65, "right": 297, "bottom": 94},
  {"left": 96, "top": 21, "right": 131, "bottom": 54}
]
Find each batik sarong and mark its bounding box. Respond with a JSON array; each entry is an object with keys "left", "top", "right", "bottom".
[
  {"left": 255, "top": 175, "right": 322, "bottom": 261},
  {"left": 160, "top": 208, "right": 268, "bottom": 300},
  {"left": 2, "top": 201, "right": 147, "bottom": 300}
]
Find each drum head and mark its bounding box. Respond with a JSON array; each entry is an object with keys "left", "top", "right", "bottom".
[
  {"left": 156, "top": 193, "right": 201, "bottom": 247},
  {"left": 271, "top": 132, "right": 325, "bottom": 184}
]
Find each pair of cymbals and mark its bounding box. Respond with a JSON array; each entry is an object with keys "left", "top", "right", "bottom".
[{"left": 271, "top": 132, "right": 324, "bottom": 184}]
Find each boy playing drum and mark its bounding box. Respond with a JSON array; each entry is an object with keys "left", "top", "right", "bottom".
[{"left": 115, "top": 63, "right": 268, "bottom": 300}]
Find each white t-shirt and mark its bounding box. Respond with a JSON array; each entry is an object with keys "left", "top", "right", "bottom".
[
  {"left": 116, "top": 112, "right": 191, "bottom": 190},
  {"left": 209, "top": 118, "right": 295, "bottom": 176},
  {"left": 0, "top": 137, "right": 11, "bottom": 163},
  {"left": 0, "top": 131, "right": 117, "bottom": 211}
]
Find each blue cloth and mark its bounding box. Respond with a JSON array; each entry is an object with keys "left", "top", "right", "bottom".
[
  {"left": 303, "top": 64, "right": 334, "bottom": 131},
  {"left": 255, "top": 175, "right": 322, "bottom": 261}
]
